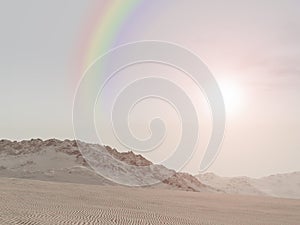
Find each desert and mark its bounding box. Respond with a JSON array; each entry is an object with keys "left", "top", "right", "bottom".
[{"left": 0, "top": 139, "right": 299, "bottom": 225}]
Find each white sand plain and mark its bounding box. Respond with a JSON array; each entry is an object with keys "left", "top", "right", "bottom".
[{"left": 0, "top": 177, "right": 299, "bottom": 225}]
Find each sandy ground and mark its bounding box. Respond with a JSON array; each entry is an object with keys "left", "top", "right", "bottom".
[{"left": 0, "top": 177, "right": 299, "bottom": 225}]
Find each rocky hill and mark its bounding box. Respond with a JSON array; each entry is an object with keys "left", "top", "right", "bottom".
[{"left": 0, "top": 139, "right": 214, "bottom": 192}]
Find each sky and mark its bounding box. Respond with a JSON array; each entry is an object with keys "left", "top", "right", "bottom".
[{"left": 1, "top": 0, "right": 300, "bottom": 177}]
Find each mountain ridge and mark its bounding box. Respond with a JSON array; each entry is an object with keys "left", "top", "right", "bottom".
[
  {"left": 0, "top": 138, "right": 215, "bottom": 192},
  {"left": 196, "top": 171, "right": 300, "bottom": 199},
  {"left": 1, "top": 139, "right": 299, "bottom": 198}
]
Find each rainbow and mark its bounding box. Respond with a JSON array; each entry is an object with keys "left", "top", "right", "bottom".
[{"left": 73, "top": 0, "right": 150, "bottom": 83}]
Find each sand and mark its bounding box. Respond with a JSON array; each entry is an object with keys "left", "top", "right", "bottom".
[{"left": 0, "top": 177, "right": 299, "bottom": 225}]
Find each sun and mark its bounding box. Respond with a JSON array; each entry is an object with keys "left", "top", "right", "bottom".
[{"left": 218, "top": 80, "right": 243, "bottom": 116}]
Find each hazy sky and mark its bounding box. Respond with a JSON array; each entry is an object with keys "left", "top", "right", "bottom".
[{"left": 1, "top": 0, "right": 300, "bottom": 177}]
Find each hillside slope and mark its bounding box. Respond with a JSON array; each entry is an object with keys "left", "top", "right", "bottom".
[
  {"left": 196, "top": 172, "right": 300, "bottom": 199},
  {"left": 0, "top": 139, "right": 214, "bottom": 192}
]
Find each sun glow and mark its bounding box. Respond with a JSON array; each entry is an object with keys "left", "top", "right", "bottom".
[{"left": 218, "top": 80, "right": 243, "bottom": 116}]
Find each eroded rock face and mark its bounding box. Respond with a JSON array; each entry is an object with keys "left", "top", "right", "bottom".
[
  {"left": 0, "top": 139, "right": 86, "bottom": 165},
  {"left": 104, "top": 146, "right": 152, "bottom": 167},
  {"left": 162, "top": 172, "right": 215, "bottom": 192}
]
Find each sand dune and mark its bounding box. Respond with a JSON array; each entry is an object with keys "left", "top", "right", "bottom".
[{"left": 0, "top": 177, "right": 299, "bottom": 225}]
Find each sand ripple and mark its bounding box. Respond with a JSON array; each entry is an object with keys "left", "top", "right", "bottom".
[{"left": 0, "top": 178, "right": 299, "bottom": 225}]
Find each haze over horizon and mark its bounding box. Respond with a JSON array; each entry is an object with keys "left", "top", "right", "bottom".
[{"left": 1, "top": 0, "right": 300, "bottom": 178}]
